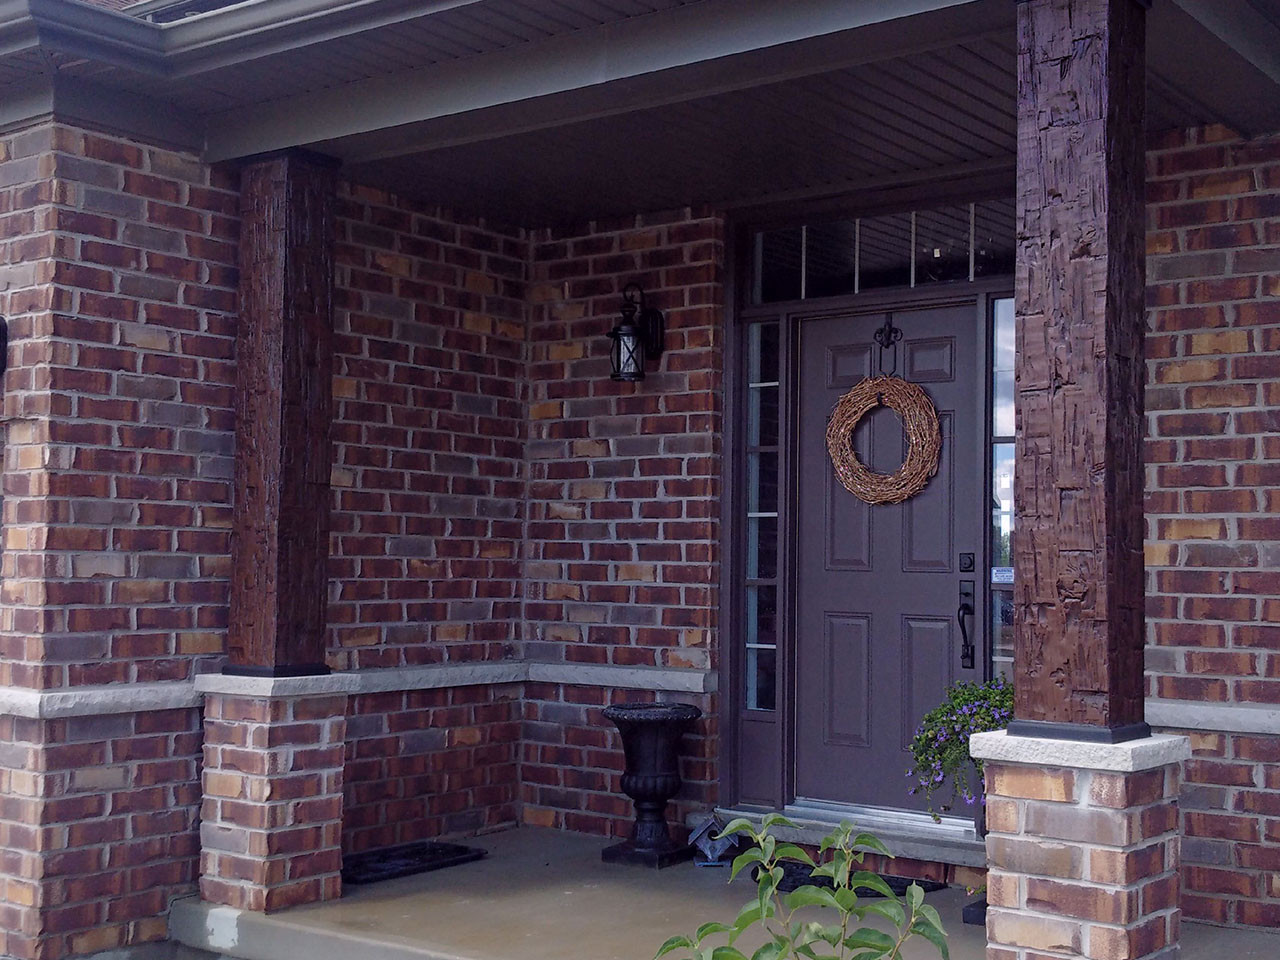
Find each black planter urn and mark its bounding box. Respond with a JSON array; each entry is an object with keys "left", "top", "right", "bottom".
[{"left": 602, "top": 701, "right": 703, "bottom": 868}]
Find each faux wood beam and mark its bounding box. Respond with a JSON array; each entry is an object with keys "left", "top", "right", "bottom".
[
  {"left": 227, "top": 151, "right": 337, "bottom": 677},
  {"left": 1010, "top": 0, "right": 1148, "bottom": 741}
]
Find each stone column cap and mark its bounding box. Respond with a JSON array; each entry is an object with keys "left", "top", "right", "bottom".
[
  {"left": 970, "top": 730, "right": 1191, "bottom": 773},
  {"left": 194, "top": 672, "right": 360, "bottom": 698}
]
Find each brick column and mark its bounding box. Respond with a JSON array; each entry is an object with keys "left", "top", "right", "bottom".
[
  {"left": 972, "top": 733, "right": 1191, "bottom": 960},
  {"left": 196, "top": 676, "right": 356, "bottom": 912}
]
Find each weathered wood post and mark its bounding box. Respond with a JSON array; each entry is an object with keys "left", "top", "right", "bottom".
[
  {"left": 197, "top": 150, "right": 355, "bottom": 913},
  {"left": 970, "top": 2, "right": 1190, "bottom": 957},
  {"left": 227, "top": 150, "right": 338, "bottom": 679}
]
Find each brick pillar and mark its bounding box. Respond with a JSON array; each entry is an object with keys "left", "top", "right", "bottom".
[
  {"left": 196, "top": 677, "right": 355, "bottom": 912},
  {"left": 972, "top": 733, "right": 1191, "bottom": 960}
]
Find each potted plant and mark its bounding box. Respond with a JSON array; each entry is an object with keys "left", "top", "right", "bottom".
[{"left": 906, "top": 677, "right": 1013, "bottom": 926}]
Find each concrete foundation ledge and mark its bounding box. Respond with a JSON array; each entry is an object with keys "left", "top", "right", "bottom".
[
  {"left": 969, "top": 730, "right": 1191, "bottom": 772},
  {"left": 194, "top": 673, "right": 362, "bottom": 699},
  {"left": 168, "top": 897, "right": 447, "bottom": 960}
]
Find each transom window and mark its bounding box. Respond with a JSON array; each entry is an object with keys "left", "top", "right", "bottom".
[{"left": 752, "top": 199, "right": 1015, "bottom": 304}]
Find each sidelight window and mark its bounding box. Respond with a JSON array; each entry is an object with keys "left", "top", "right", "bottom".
[
  {"left": 990, "top": 297, "right": 1015, "bottom": 678},
  {"left": 744, "top": 321, "right": 780, "bottom": 711}
]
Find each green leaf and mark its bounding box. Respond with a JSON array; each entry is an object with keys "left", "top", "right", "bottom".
[
  {"left": 696, "top": 922, "right": 733, "bottom": 941},
  {"left": 655, "top": 935, "right": 694, "bottom": 958},
  {"left": 911, "top": 919, "right": 950, "bottom": 960},
  {"left": 850, "top": 833, "right": 892, "bottom": 858},
  {"left": 774, "top": 843, "right": 816, "bottom": 867},
  {"left": 750, "top": 943, "right": 784, "bottom": 960},
  {"left": 906, "top": 882, "right": 925, "bottom": 912},
  {"left": 917, "top": 903, "right": 947, "bottom": 936},
  {"left": 709, "top": 947, "right": 750, "bottom": 960},
  {"left": 848, "top": 871, "right": 895, "bottom": 899},
  {"left": 861, "top": 899, "right": 906, "bottom": 928},
  {"left": 729, "top": 847, "right": 765, "bottom": 882},
  {"left": 842, "top": 929, "right": 895, "bottom": 952},
  {"left": 729, "top": 902, "right": 770, "bottom": 946},
  {"left": 760, "top": 813, "right": 799, "bottom": 830},
  {"left": 833, "top": 886, "right": 858, "bottom": 911},
  {"left": 810, "top": 861, "right": 836, "bottom": 881},
  {"left": 784, "top": 884, "right": 843, "bottom": 912},
  {"left": 719, "top": 818, "right": 760, "bottom": 840}
]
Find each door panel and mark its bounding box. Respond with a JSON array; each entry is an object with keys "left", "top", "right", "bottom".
[
  {"left": 823, "top": 613, "right": 872, "bottom": 747},
  {"left": 795, "top": 305, "right": 981, "bottom": 810}
]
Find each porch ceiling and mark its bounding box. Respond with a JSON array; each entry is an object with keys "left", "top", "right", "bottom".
[
  {"left": 340, "top": 34, "right": 1021, "bottom": 225},
  {"left": 326, "top": 0, "right": 1280, "bottom": 227},
  {"left": 314, "top": 0, "right": 1280, "bottom": 225},
  {"left": 3, "top": 0, "right": 1278, "bottom": 226}
]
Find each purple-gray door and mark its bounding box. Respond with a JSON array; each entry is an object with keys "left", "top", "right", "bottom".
[{"left": 795, "top": 304, "right": 982, "bottom": 810}]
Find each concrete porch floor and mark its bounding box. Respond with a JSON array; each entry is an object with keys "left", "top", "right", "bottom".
[{"left": 170, "top": 828, "right": 1279, "bottom": 960}]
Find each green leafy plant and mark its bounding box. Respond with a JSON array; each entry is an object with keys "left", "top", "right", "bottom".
[
  {"left": 907, "top": 677, "right": 1013, "bottom": 822},
  {"left": 655, "top": 815, "right": 948, "bottom": 960}
]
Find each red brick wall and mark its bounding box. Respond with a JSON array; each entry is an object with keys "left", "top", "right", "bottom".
[
  {"left": 328, "top": 184, "right": 528, "bottom": 671},
  {"left": 0, "top": 123, "right": 239, "bottom": 690},
  {"left": 519, "top": 211, "right": 725, "bottom": 835},
  {"left": 343, "top": 684, "right": 522, "bottom": 853},
  {"left": 0, "top": 122, "right": 231, "bottom": 958},
  {"left": 1144, "top": 124, "right": 1280, "bottom": 928},
  {"left": 0, "top": 708, "right": 202, "bottom": 959},
  {"left": 520, "top": 684, "right": 716, "bottom": 840}
]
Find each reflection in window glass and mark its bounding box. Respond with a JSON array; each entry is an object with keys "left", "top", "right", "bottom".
[
  {"left": 744, "top": 322, "right": 781, "bottom": 711},
  {"left": 748, "top": 385, "right": 779, "bottom": 447},
  {"left": 805, "top": 220, "right": 857, "bottom": 298},
  {"left": 752, "top": 197, "right": 1014, "bottom": 302},
  {"left": 915, "top": 206, "right": 972, "bottom": 285},
  {"left": 858, "top": 214, "right": 912, "bottom": 291},
  {"left": 993, "top": 298, "right": 1015, "bottom": 437},
  {"left": 756, "top": 229, "right": 803, "bottom": 303},
  {"left": 991, "top": 297, "right": 1016, "bottom": 678},
  {"left": 974, "top": 199, "right": 1017, "bottom": 279}
]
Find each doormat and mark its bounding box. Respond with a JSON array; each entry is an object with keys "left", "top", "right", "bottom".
[
  {"left": 760, "top": 860, "right": 947, "bottom": 897},
  {"left": 342, "top": 840, "right": 487, "bottom": 886}
]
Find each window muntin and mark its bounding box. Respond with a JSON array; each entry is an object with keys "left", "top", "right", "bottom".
[{"left": 744, "top": 321, "right": 781, "bottom": 711}]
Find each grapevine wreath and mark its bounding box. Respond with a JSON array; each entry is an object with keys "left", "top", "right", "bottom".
[{"left": 825, "top": 374, "right": 942, "bottom": 505}]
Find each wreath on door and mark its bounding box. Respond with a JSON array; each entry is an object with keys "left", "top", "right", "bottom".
[{"left": 826, "top": 316, "right": 942, "bottom": 505}]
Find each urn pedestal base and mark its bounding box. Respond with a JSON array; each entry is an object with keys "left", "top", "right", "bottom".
[
  {"left": 602, "top": 702, "right": 702, "bottom": 871},
  {"left": 601, "top": 840, "right": 695, "bottom": 869}
]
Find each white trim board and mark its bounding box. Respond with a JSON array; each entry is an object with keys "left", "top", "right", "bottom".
[{"left": 0, "top": 660, "right": 716, "bottom": 717}]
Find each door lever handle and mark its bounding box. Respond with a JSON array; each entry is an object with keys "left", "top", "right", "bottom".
[{"left": 958, "top": 601, "right": 975, "bottom": 670}]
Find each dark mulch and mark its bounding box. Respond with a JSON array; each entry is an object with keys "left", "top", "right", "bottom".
[{"left": 758, "top": 860, "right": 947, "bottom": 897}]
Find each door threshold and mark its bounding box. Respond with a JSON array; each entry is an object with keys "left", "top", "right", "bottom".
[{"left": 712, "top": 800, "right": 986, "bottom": 869}]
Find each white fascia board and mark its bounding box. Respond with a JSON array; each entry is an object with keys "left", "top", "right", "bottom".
[
  {"left": 0, "top": 2, "right": 42, "bottom": 60},
  {"left": 158, "top": 0, "right": 488, "bottom": 74},
  {"left": 8, "top": 1, "right": 488, "bottom": 76},
  {"left": 202, "top": 0, "right": 991, "bottom": 161},
  {"left": 24, "top": 0, "right": 166, "bottom": 70}
]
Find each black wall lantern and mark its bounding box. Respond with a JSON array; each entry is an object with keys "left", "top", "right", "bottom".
[{"left": 609, "top": 283, "right": 665, "bottom": 382}]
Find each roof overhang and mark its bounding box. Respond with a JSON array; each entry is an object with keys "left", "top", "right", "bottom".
[
  {"left": 0, "top": 0, "right": 1277, "bottom": 224},
  {"left": 0, "top": 0, "right": 490, "bottom": 74}
]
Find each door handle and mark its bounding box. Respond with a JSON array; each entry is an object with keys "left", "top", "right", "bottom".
[{"left": 958, "top": 578, "right": 976, "bottom": 670}]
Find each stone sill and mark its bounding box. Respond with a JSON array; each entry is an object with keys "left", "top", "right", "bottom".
[
  {"left": 0, "top": 660, "right": 716, "bottom": 717},
  {"left": 711, "top": 802, "right": 987, "bottom": 869},
  {"left": 970, "top": 730, "right": 1191, "bottom": 773}
]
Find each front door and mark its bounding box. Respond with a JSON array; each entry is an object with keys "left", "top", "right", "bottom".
[{"left": 794, "top": 303, "right": 982, "bottom": 810}]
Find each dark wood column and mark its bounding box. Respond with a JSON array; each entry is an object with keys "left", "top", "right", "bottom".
[
  {"left": 227, "top": 151, "right": 337, "bottom": 677},
  {"left": 1010, "top": 0, "right": 1149, "bottom": 741}
]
